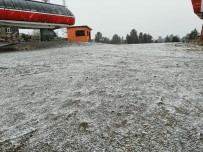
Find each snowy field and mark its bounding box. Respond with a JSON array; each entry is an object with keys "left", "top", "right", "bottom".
[{"left": 0, "top": 43, "right": 203, "bottom": 151}]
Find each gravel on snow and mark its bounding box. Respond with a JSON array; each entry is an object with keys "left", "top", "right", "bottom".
[{"left": 0, "top": 43, "right": 203, "bottom": 152}]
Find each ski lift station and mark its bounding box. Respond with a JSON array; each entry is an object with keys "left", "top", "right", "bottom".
[
  {"left": 192, "top": 0, "right": 203, "bottom": 19},
  {"left": 192, "top": 0, "right": 203, "bottom": 38},
  {"left": 0, "top": 0, "right": 92, "bottom": 42},
  {"left": 0, "top": 0, "right": 75, "bottom": 27}
]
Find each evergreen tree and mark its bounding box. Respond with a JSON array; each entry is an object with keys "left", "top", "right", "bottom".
[
  {"left": 95, "top": 32, "right": 103, "bottom": 42},
  {"left": 130, "top": 29, "right": 139, "bottom": 44},
  {"left": 143, "top": 33, "right": 148, "bottom": 43},
  {"left": 126, "top": 34, "right": 132, "bottom": 44},
  {"left": 111, "top": 34, "right": 122, "bottom": 44},
  {"left": 156, "top": 36, "right": 164, "bottom": 43},
  {"left": 169, "top": 34, "right": 174, "bottom": 42},
  {"left": 126, "top": 29, "right": 139, "bottom": 44},
  {"left": 103, "top": 37, "right": 111, "bottom": 44},
  {"left": 165, "top": 35, "right": 171, "bottom": 43},
  {"left": 172, "top": 36, "right": 180, "bottom": 42},
  {"left": 188, "top": 29, "right": 199, "bottom": 40},
  {"left": 146, "top": 34, "right": 153, "bottom": 43},
  {"left": 138, "top": 32, "right": 143, "bottom": 43}
]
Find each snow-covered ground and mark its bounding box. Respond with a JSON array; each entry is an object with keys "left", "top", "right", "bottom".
[{"left": 0, "top": 43, "right": 203, "bottom": 151}]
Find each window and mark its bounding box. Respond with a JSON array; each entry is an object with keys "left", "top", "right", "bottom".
[
  {"left": 0, "top": 0, "right": 5, "bottom": 8},
  {"left": 6, "top": 27, "right": 11, "bottom": 33},
  {"left": 76, "top": 30, "right": 85, "bottom": 37},
  {"left": 19, "top": 0, "right": 30, "bottom": 11},
  {"left": 4, "top": 0, "right": 14, "bottom": 9},
  {"left": 12, "top": 0, "right": 22, "bottom": 10}
]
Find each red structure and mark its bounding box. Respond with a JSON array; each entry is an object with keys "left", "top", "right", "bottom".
[
  {"left": 192, "top": 0, "right": 203, "bottom": 18},
  {"left": 0, "top": 0, "right": 75, "bottom": 27},
  {"left": 192, "top": 0, "right": 203, "bottom": 39}
]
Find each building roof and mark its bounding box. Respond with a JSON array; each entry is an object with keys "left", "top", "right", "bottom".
[{"left": 67, "top": 26, "right": 92, "bottom": 30}]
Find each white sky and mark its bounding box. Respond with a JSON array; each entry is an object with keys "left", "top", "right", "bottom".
[{"left": 36, "top": 0, "right": 202, "bottom": 39}]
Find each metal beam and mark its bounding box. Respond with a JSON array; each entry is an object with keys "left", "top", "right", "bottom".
[{"left": 0, "top": 20, "right": 69, "bottom": 29}]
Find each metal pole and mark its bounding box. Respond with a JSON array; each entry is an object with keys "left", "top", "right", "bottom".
[{"left": 62, "top": 0, "right": 66, "bottom": 6}]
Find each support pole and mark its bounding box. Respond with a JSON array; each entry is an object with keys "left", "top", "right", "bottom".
[
  {"left": 201, "top": 25, "right": 203, "bottom": 40},
  {"left": 62, "top": 0, "right": 66, "bottom": 7},
  {"left": 40, "top": 29, "right": 56, "bottom": 41}
]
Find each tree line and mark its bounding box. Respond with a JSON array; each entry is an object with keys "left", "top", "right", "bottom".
[
  {"left": 95, "top": 29, "right": 153, "bottom": 44},
  {"left": 95, "top": 29, "right": 199, "bottom": 44}
]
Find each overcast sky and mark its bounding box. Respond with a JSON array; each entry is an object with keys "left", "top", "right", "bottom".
[{"left": 51, "top": 0, "right": 201, "bottom": 39}]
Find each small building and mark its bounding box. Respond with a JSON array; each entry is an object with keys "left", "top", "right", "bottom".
[
  {"left": 67, "top": 26, "right": 92, "bottom": 42},
  {"left": 0, "top": 27, "right": 19, "bottom": 42}
]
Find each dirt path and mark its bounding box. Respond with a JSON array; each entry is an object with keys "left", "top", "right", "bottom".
[{"left": 0, "top": 43, "right": 203, "bottom": 151}]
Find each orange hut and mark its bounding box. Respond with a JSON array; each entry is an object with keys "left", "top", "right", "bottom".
[{"left": 67, "top": 26, "right": 92, "bottom": 42}]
